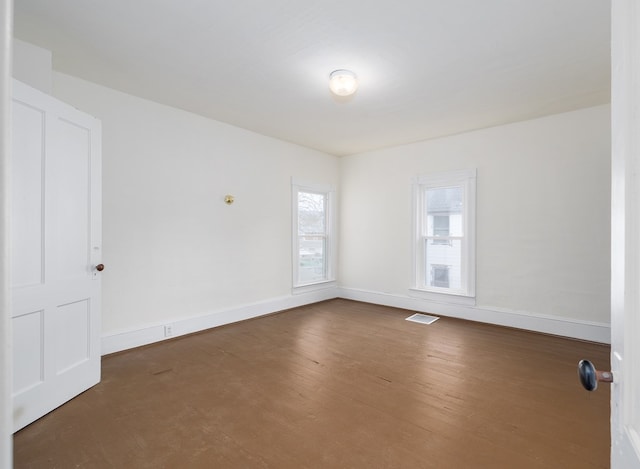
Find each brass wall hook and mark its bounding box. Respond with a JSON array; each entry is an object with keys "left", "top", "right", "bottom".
[{"left": 224, "top": 195, "right": 235, "bottom": 205}]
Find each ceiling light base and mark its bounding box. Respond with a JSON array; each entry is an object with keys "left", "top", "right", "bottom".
[{"left": 329, "top": 69, "right": 359, "bottom": 97}]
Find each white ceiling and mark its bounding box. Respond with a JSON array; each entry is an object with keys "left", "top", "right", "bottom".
[{"left": 13, "top": 0, "right": 610, "bottom": 156}]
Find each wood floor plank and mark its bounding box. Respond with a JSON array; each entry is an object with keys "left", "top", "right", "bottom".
[{"left": 14, "top": 299, "right": 610, "bottom": 468}]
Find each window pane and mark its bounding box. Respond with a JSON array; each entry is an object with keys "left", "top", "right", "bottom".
[
  {"left": 298, "top": 235, "right": 326, "bottom": 283},
  {"left": 426, "top": 187, "right": 463, "bottom": 236},
  {"left": 433, "top": 215, "right": 449, "bottom": 236},
  {"left": 431, "top": 215, "right": 450, "bottom": 245},
  {"left": 425, "top": 239, "right": 462, "bottom": 290},
  {"left": 431, "top": 265, "right": 450, "bottom": 288},
  {"left": 298, "top": 192, "right": 325, "bottom": 234}
]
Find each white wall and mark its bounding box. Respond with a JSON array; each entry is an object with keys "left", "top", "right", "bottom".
[
  {"left": 12, "top": 39, "right": 51, "bottom": 94},
  {"left": 52, "top": 72, "right": 340, "bottom": 350},
  {"left": 339, "top": 105, "right": 611, "bottom": 339}
]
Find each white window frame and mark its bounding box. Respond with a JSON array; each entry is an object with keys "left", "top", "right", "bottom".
[
  {"left": 292, "top": 179, "right": 336, "bottom": 293},
  {"left": 410, "top": 169, "right": 476, "bottom": 304}
]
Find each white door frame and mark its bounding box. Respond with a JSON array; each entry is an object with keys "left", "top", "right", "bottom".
[{"left": 0, "top": 0, "right": 13, "bottom": 467}]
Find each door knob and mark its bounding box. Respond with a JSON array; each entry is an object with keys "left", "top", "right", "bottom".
[
  {"left": 578, "top": 359, "right": 613, "bottom": 391},
  {"left": 95, "top": 264, "right": 105, "bottom": 272}
]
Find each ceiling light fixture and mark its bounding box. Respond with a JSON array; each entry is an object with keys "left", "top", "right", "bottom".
[{"left": 329, "top": 69, "right": 359, "bottom": 97}]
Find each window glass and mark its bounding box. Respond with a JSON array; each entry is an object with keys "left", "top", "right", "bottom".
[
  {"left": 426, "top": 186, "right": 463, "bottom": 236},
  {"left": 425, "top": 240, "right": 462, "bottom": 290},
  {"left": 298, "top": 192, "right": 325, "bottom": 234}
]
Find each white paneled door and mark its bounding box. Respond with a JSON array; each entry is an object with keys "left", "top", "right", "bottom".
[
  {"left": 11, "top": 80, "right": 102, "bottom": 432},
  {"left": 611, "top": 1, "right": 640, "bottom": 467}
]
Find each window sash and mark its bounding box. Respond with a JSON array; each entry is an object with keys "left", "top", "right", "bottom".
[
  {"left": 422, "top": 237, "right": 465, "bottom": 293},
  {"left": 297, "top": 234, "right": 328, "bottom": 285},
  {"left": 297, "top": 191, "right": 327, "bottom": 235}
]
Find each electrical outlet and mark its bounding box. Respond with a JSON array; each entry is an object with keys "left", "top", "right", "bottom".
[{"left": 164, "top": 324, "right": 173, "bottom": 337}]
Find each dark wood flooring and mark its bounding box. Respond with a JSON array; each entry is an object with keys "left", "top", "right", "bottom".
[{"left": 14, "top": 299, "right": 611, "bottom": 468}]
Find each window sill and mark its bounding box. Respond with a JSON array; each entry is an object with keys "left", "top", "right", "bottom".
[
  {"left": 293, "top": 280, "right": 337, "bottom": 295},
  {"left": 408, "top": 288, "right": 476, "bottom": 306}
]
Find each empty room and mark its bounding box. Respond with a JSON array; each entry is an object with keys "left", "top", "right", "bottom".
[{"left": 3, "top": 0, "right": 640, "bottom": 468}]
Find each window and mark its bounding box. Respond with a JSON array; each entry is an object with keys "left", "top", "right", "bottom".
[
  {"left": 292, "top": 180, "right": 335, "bottom": 290},
  {"left": 412, "top": 169, "right": 476, "bottom": 299}
]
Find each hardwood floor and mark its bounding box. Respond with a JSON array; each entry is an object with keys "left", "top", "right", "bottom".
[{"left": 14, "top": 299, "right": 610, "bottom": 468}]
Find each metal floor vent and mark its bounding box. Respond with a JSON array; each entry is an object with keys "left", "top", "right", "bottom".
[{"left": 405, "top": 313, "right": 440, "bottom": 325}]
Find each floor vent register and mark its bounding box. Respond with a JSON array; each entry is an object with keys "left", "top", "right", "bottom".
[{"left": 405, "top": 313, "right": 440, "bottom": 325}]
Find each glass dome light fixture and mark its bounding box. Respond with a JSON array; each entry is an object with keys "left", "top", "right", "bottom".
[{"left": 329, "top": 69, "right": 359, "bottom": 97}]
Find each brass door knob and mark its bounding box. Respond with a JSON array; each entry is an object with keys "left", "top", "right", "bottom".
[
  {"left": 95, "top": 264, "right": 105, "bottom": 272},
  {"left": 578, "top": 359, "right": 613, "bottom": 391}
]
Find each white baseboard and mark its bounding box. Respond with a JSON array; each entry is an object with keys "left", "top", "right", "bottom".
[
  {"left": 102, "top": 285, "right": 610, "bottom": 355},
  {"left": 101, "top": 287, "right": 339, "bottom": 355},
  {"left": 337, "top": 287, "right": 611, "bottom": 344}
]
